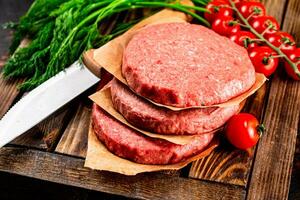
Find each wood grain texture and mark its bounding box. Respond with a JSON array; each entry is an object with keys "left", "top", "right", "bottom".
[
  {"left": 10, "top": 104, "right": 75, "bottom": 150},
  {"left": 289, "top": 134, "right": 300, "bottom": 200},
  {"left": 0, "top": 75, "right": 23, "bottom": 119},
  {"left": 281, "top": 0, "right": 300, "bottom": 42},
  {"left": 247, "top": 70, "right": 300, "bottom": 200},
  {"left": 55, "top": 102, "right": 90, "bottom": 157},
  {"left": 247, "top": 0, "right": 300, "bottom": 199},
  {"left": 0, "top": 147, "right": 246, "bottom": 200}
]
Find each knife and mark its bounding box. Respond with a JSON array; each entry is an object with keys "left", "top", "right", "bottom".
[{"left": 0, "top": 61, "right": 100, "bottom": 148}]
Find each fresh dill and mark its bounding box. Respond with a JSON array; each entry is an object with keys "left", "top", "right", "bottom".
[{"left": 3, "top": 0, "right": 208, "bottom": 91}]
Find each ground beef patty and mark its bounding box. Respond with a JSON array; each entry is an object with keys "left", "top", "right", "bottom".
[
  {"left": 92, "top": 104, "right": 214, "bottom": 165},
  {"left": 111, "top": 79, "right": 239, "bottom": 135},
  {"left": 122, "top": 22, "right": 256, "bottom": 108}
]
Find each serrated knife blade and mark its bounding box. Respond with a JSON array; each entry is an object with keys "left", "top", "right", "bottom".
[{"left": 0, "top": 61, "right": 100, "bottom": 147}]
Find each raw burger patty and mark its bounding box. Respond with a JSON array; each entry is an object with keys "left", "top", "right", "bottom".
[
  {"left": 122, "top": 22, "right": 256, "bottom": 107},
  {"left": 92, "top": 104, "right": 214, "bottom": 165},
  {"left": 111, "top": 79, "right": 239, "bottom": 135}
]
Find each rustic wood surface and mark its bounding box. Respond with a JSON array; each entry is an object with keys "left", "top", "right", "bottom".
[
  {"left": 55, "top": 102, "right": 90, "bottom": 158},
  {"left": 0, "top": 0, "right": 299, "bottom": 199},
  {"left": 0, "top": 147, "right": 246, "bottom": 200},
  {"left": 247, "top": 0, "right": 300, "bottom": 199},
  {"left": 11, "top": 104, "right": 75, "bottom": 150}
]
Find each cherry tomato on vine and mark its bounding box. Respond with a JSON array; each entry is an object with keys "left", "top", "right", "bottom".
[
  {"left": 212, "top": 16, "right": 241, "bottom": 36},
  {"left": 284, "top": 48, "right": 300, "bottom": 80},
  {"left": 236, "top": 2, "right": 266, "bottom": 20},
  {"left": 229, "top": 31, "right": 258, "bottom": 50},
  {"left": 248, "top": 46, "right": 279, "bottom": 77},
  {"left": 266, "top": 32, "right": 296, "bottom": 55},
  {"left": 204, "top": 1, "right": 233, "bottom": 24},
  {"left": 225, "top": 113, "right": 264, "bottom": 150},
  {"left": 250, "top": 16, "right": 280, "bottom": 36}
]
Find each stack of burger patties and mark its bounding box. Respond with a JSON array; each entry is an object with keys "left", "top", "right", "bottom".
[{"left": 92, "top": 22, "right": 256, "bottom": 165}]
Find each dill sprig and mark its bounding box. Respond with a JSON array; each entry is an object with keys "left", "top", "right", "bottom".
[{"left": 3, "top": 0, "right": 208, "bottom": 91}]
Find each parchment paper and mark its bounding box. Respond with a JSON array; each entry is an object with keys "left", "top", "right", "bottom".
[
  {"left": 89, "top": 87, "right": 220, "bottom": 145},
  {"left": 84, "top": 124, "right": 219, "bottom": 176},
  {"left": 89, "top": 86, "right": 246, "bottom": 145}
]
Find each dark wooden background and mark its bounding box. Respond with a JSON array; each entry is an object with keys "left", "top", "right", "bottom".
[{"left": 0, "top": 0, "right": 299, "bottom": 199}]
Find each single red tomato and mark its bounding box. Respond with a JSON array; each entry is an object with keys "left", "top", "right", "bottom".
[
  {"left": 204, "top": 1, "right": 232, "bottom": 24},
  {"left": 236, "top": 2, "right": 266, "bottom": 20},
  {"left": 212, "top": 16, "right": 241, "bottom": 36},
  {"left": 266, "top": 32, "right": 296, "bottom": 55},
  {"left": 250, "top": 16, "right": 280, "bottom": 36},
  {"left": 225, "top": 113, "right": 264, "bottom": 150},
  {"left": 248, "top": 46, "right": 279, "bottom": 76},
  {"left": 229, "top": 31, "right": 258, "bottom": 50},
  {"left": 284, "top": 48, "right": 300, "bottom": 80}
]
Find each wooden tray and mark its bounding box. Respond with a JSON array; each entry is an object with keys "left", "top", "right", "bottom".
[{"left": 0, "top": 0, "right": 299, "bottom": 199}]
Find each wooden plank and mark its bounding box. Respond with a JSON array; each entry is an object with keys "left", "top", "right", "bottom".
[
  {"left": 55, "top": 102, "right": 90, "bottom": 157},
  {"left": 247, "top": 0, "right": 300, "bottom": 199},
  {"left": 0, "top": 52, "right": 24, "bottom": 120},
  {"left": 10, "top": 104, "right": 75, "bottom": 151},
  {"left": 0, "top": 147, "right": 246, "bottom": 200},
  {"left": 280, "top": 0, "right": 300, "bottom": 42},
  {"left": 289, "top": 135, "right": 300, "bottom": 199},
  {"left": 0, "top": 70, "right": 23, "bottom": 119},
  {"left": 247, "top": 71, "right": 300, "bottom": 200},
  {"left": 188, "top": 0, "right": 288, "bottom": 187}
]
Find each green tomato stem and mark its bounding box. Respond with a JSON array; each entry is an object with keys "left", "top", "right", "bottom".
[
  {"left": 256, "top": 124, "right": 266, "bottom": 137},
  {"left": 229, "top": 0, "right": 300, "bottom": 79}
]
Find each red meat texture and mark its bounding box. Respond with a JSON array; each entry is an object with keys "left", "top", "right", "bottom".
[
  {"left": 92, "top": 104, "right": 214, "bottom": 165},
  {"left": 111, "top": 79, "right": 239, "bottom": 135},
  {"left": 122, "top": 22, "right": 255, "bottom": 108}
]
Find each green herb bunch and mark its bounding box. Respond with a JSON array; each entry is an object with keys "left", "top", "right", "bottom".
[{"left": 3, "top": 0, "right": 209, "bottom": 91}]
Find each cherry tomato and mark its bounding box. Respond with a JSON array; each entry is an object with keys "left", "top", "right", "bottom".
[
  {"left": 236, "top": 2, "right": 266, "bottom": 20},
  {"left": 284, "top": 48, "right": 300, "bottom": 80},
  {"left": 225, "top": 113, "right": 264, "bottom": 150},
  {"left": 248, "top": 46, "right": 279, "bottom": 77},
  {"left": 250, "top": 16, "right": 280, "bottom": 36},
  {"left": 229, "top": 31, "right": 258, "bottom": 50},
  {"left": 212, "top": 16, "right": 241, "bottom": 36},
  {"left": 204, "top": 1, "right": 233, "bottom": 24},
  {"left": 266, "top": 32, "right": 296, "bottom": 55}
]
